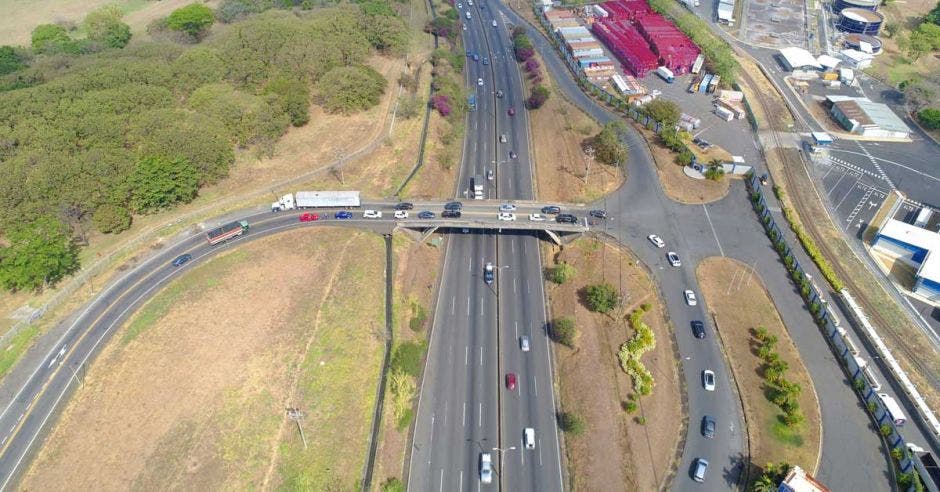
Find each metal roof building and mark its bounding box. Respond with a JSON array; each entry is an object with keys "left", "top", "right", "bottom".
[
  {"left": 779, "top": 47, "right": 822, "bottom": 70},
  {"left": 873, "top": 218, "right": 940, "bottom": 301},
  {"left": 827, "top": 95, "right": 911, "bottom": 139}
]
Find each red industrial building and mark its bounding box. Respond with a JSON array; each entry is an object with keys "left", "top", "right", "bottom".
[{"left": 595, "top": 0, "right": 701, "bottom": 76}]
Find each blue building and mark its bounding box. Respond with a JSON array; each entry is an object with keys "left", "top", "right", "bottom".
[{"left": 873, "top": 219, "right": 940, "bottom": 301}]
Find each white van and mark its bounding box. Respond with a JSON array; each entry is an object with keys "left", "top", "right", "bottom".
[
  {"left": 524, "top": 428, "right": 535, "bottom": 449},
  {"left": 465, "top": 11, "right": 471, "bottom": 19}
]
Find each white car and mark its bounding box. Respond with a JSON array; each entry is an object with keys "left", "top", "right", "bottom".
[
  {"left": 394, "top": 210, "right": 409, "bottom": 219},
  {"left": 524, "top": 428, "right": 536, "bottom": 449},
  {"left": 480, "top": 452, "right": 492, "bottom": 484},
  {"left": 458, "top": 2, "right": 462, "bottom": 7},
  {"left": 477, "top": 78, "right": 484, "bottom": 87},
  {"left": 499, "top": 203, "right": 517, "bottom": 212},
  {"left": 648, "top": 234, "right": 665, "bottom": 248},
  {"left": 528, "top": 213, "right": 545, "bottom": 222},
  {"left": 667, "top": 252, "right": 681, "bottom": 267},
  {"left": 702, "top": 370, "right": 716, "bottom": 391},
  {"left": 363, "top": 210, "right": 382, "bottom": 219},
  {"left": 498, "top": 212, "right": 516, "bottom": 221},
  {"left": 468, "top": 0, "right": 473, "bottom": 5},
  {"left": 492, "top": 19, "right": 498, "bottom": 27},
  {"left": 684, "top": 289, "right": 697, "bottom": 306},
  {"left": 520, "top": 335, "right": 530, "bottom": 351}
]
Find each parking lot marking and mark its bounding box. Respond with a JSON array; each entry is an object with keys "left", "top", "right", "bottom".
[
  {"left": 844, "top": 187, "right": 874, "bottom": 231},
  {"left": 833, "top": 177, "right": 861, "bottom": 211},
  {"left": 702, "top": 205, "right": 725, "bottom": 257}
]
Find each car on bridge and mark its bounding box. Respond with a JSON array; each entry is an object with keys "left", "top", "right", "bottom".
[
  {"left": 442, "top": 210, "right": 461, "bottom": 218},
  {"left": 589, "top": 209, "right": 607, "bottom": 219},
  {"left": 499, "top": 203, "right": 517, "bottom": 212},
  {"left": 684, "top": 289, "right": 698, "bottom": 306},
  {"left": 363, "top": 210, "right": 382, "bottom": 219},
  {"left": 556, "top": 214, "right": 578, "bottom": 223},
  {"left": 418, "top": 211, "right": 435, "bottom": 219},
  {"left": 541, "top": 205, "right": 561, "bottom": 214},
  {"left": 498, "top": 212, "right": 516, "bottom": 221},
  {"left": 335, "top": 211, "right": 353, "bottom": 219},
  {"left": 395, "top": 202, "right": 413, "bottom": 210},
  {"left": 648, "top": 234, "right": 665, "bottom": 248},
  {"left": 702, "top": 370, "right": 716, "bottom": 391},
  {"left": 492, "top": 19, "right": 497, "bottom": 27},
  {"left": 171, "top": 254, "right": 192, "bottom": 267},
  {"left": 528, "top": 213, "right": 545, "bottom": 222},
  {"left": 299, "top": 212, "right": 319, "bottom": 222},
  {"left": 444, "top": 201, "right": 463, "bottom": 211},
  {"left": 394, "top": 210, "right": 409, "bottom": 219}
]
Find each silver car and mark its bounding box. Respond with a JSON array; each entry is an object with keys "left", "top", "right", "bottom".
[{"left": 520, "top": 335, "right": 530, "bottom": 351}]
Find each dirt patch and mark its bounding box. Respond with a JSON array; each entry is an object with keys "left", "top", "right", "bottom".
[
  {"left": 633, "top": 124, "right": 730, "bottom": 204},
  {"left": 696, "top": 257, "right": 821, "bottom": 480},
  {"left": 545, "top": 238, "right": 681, "bottom": 491},
  {"left": 21, "top": 228, "right": 386, "bottom": 490},
  {"left": 528, "top": 54, "right": 623, "bottom": 203},
  {"left": 370, "top": 235, "right": 441, "bottom": 489}
]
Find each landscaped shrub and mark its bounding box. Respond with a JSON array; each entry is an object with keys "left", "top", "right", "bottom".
[
  {"left": 550, "top": 262, "right": 575, "bottom": 284},
  {"left": 558, "top": 411, "right": 585, "bottom": 435},
  {"left": 584, "top": 282, "right": 618, "bottom": 313},
  {"left": 550, "top": 317, "right": 577, "bottom": 348}
]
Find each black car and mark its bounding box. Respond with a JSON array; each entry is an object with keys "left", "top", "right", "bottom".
[
  {"left": 541, "top": 205, "right": 561, "bottom": 214},
  {"left": 418, "top": 210, "right": 435, "bottom": 219},
  {"left": 555, "top": 213, "right": 577, "bottom": 223},
  {"left": 702, "top": 416, "right": 716, "bottom": 439},
  {"left": 444, "top": 201, "right": 463, "bottom": 211},
  {"left": 691, "top": 320, "right": 706, "bottom": 339},
  {"left": 171, "top": 254, "right": 193, "bottom": 267},
  {"left": 442, "top": 210, "right": 462, "bottom": 218},
  {"left": 589, "top": 209, "right": 607, "bottom": 219},
  {"left": 395, "top": 202, "right": 414, "bottom": 210}
]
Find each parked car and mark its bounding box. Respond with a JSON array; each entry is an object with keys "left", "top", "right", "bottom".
[
  {"left": 556, "top": 213, "right": 578, "bottom": 223},
  {"left": 498, "top": 212, "right": 516, "bottom": 221},
  {"left": 702, "top": 370, "right": 716, "bottom": 391},
  {"left": 499, "top": 203, "right": 517, "bottom": 212},
  {"left": 171, "top": 254, "right": 192, "bottom": 267},
  {"left": 418, "top": 210, "right": 435, "bottom": 219},
  {"left": 477, "top": 77, "right": 484, "bottom": 86},
  {"left": 684, "top": 289, "right": 697, "bottom": 306},
  {"left": 528, "top": 213, "right": 545, "bottom": 222},
  {"left": 702, "top": 416, "right": 716, "bottom": 439},
  {"left": 508, "top": 107, "right": 516, "bottom": 116},
  {"left": 506, "top": 373, "right": 517, "bottom": 390},
  {"left": 541, "top": 205, "right": 561, "bottom": 214},
  {"left": 647, "top": 234, "right": 665, "bottom": 248},
  {"left": 692, "top": 458, "right": 709, "bottom": 483},
  {"left": 335, "top": 211, "right": 353, "bottom": 219},
  {"left": 444, "top": 201, "right": 463, "bottom": 211},
  {"left": 520, "top": 335, "right": 530, "bottom": 351},
  {"left": 394, "top": 210, "right": 409, "bottom": 219},
  {"left": 589, "top": 209, "right": 607, "bottom": 219},
  {"left": 484, "top": 262, "right": 495, "bottom": 284},
  {"left": 442, "top": 210, "right": 462, "bottom": 218},
  {"left": 299, "top": 212, "right": 319, "bottom": 222},
  {"left": 363, "top": 210, "right": 382, "bottom": 219},
  {"left": 524, "top": 428, "right": 535, "bottom": 449},
  {"left": 667, "top": 251, "right": 681, "bottom": 267},
  {"left": 691, "top": 320, "right": 706, "bottom": 339},
  {"left": 395, "top": 202, "right": 414, "bottom": 210}
]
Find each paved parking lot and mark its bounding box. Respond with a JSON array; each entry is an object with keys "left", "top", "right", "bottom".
[
  {"left": 744, "top": 0, "right": 808, "bottom": 48},
  {"left": 813, "top": 152, "right": 890, "bottom": 240}
]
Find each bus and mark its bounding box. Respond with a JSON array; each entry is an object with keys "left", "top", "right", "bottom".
[
  {"left": 878, "top": 393, "right": 907, "bottom": 426},
  {"left": 468, "top": 93, "right": 477, "bottom": 112}
]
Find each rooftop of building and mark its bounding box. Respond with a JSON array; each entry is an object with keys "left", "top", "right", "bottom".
[
  {"left": 827, "top": 96, "right": 910, "bottom": 133},
  {"left": 780, "top": 47, "right": 822, "bottom": 69},
  {"left": 878, "top": 218, "right": 940, "bottom": 282},
  {"left": 779, "top": 466, "right": 831, "bottom": 492}
]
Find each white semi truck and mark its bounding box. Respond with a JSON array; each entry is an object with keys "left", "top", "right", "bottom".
[
  {"left": 472, "top": 175, "right": 484, "bottom": 199},
  {"left": 271, "top": 191, "right": 361, "bottom": 211}
]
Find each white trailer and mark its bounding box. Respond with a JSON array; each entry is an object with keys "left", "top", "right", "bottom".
[
  {"left": 656, "top": 66, "right": 675, "bottom": 83},
  {"left": 878, "top": 393, "right": 907, "bottom": 426},
  {"left": 271, "top": 191, "right": 361, "bottom": 211},
  {"left": 715, "top": 106, "right": 734, "bottom": 121},
  {"left": 691, "top": 54, "right": 705, "bottom": 74}
]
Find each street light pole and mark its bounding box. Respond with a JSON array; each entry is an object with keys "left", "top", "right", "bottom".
[{"left": 493, "top": 445, "right": 516, "bottom": 476}]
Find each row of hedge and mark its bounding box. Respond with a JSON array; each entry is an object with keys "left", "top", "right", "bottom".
[
  {"left": 617, "top": 304, "right": 655, "bottom": 396},
  {"left": 771, "top": 187, "right": 845, "bottom": 291}
]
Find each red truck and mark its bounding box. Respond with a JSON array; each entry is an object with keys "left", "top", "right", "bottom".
[{"left": 206, "top": 220, "right": 249, "bottom": 245}]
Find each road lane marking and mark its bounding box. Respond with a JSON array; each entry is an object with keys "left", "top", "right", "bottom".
[
  {"left": 452, "top": 296, "right": 456, "bottom": 316},
  {"left": 513, "top": 278, "right": 516, "bottom": 293},
  {"left": 443, "top": 401, "right": 448, "bottom": 426},
  {"left": 833, "top": 177, "right": 860, "bottom": 211},
  {"left": 511, "top": 240, "right": 515, "bottom": 254},
  {"left": 701, "top": 204, "right": 725, "bottom": 257},
  {"left": 479, "top": 346, "right": 483, "bottom": 366},
  {"left": 467, "top": 297, "right": 471, "bottom": 316},
  {"left": 480, "top": 297, "right": 483, "bottom": 316},
  {"left": 479, "top": 403, "right": 482, "bottom": 427},
  {"left": 465, "top": 346, "right": 469, "bottom": 366},
  {"left": 463, "top": 402, "right": 467, "bottom": 427},
  {"left": 538, "top": 439, "right": 543, "bottom": 466},
  {"left": 469, "top": 257, "right": 472, "bottom": 272},
  {"left": 439, "top": 469, "right": 444, "bottom": 492},
  {"left": 533, "top": 375, "right": 538, "bottom": 397},
  {"left": 514, "top": 321, "right": 518, "bottom": 339},
  {"left": 526, "top": 279, "right": 530, "bottom": 294},
  {"left": 428, "top": 413, "right": 435, "bottom": 464},
  {"left": 459, "top": 471, "right": 463, "bottom": 492},
  {"left": 520, "top": 438, "right": 525, "bottom": 466}
]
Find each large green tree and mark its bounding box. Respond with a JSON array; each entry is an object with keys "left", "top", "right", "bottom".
[
  {"left": 31, "top": 24, "right": 74, "bottom": 54},
  {"left": 127, "top": 155, "right": 200, "bottom": 213},
  {"left": 265, "top": 77, "right": 311, "bottom": 126},
  {"left": 0, "top": 46, "right": 26, "bottom": 75},
  {"left": 591, "top": 121, "right": 628, "bottom": 166},
  {"left": 166, "top": 3, "right": 215, "bottom": 40},
  {"left": 644, "top": 99, "right": 681, "bottom": 127},
  {"left": 0, "top": 216, "right": 79, "bottom": 292},
  {"left": 316, "top": 65, "right": 387, "bottom": 114},
  {"left": 84, "top": 5, "right": 132, "bottom": 49}
]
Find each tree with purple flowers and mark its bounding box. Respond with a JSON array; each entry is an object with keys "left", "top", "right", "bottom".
[
  {"left": 526, "top": 85, "right": 549, "bottom": 109},
  {"left": 524, "top": 58, "right": 540, "bottom": 72},
  {"left": 431, "top": 94, "right": 451, "bottom": 116}
]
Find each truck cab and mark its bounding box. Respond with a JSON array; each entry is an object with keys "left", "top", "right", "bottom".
[{"left": 271, "top": 194, "right": 295, "bottom": 212}]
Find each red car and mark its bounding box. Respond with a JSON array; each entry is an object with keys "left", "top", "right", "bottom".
[
  {"left": 505, "top": 373, "right": 517, "bottom": 391},
  {"left": 507, "top": 107, "right": 516, "bottom": 116},
  {"left": 299, "top": 212, "right": 319, "bottom": 222}
]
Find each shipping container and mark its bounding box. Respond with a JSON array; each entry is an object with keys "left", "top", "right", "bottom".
[
  {"left": 691, "top": 54, "right": 705, "bottom": 74},
  {"left": 715, "top": 106, "right": 734, "bottom": 121},
  {"left": 822, "top": 71, "right": 839, "bottom": 80},
  {"left": 699, "top": 74, "right": 713, "bottom": 93},
  {"left": 680, "top": 113, "right": 701, "bottom": 128},
  {"left": 717, "top": 89, "right": 744, "bottom": 102}
]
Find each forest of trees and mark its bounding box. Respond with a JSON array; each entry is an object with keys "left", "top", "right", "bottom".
[{"left": 0, "top": 1, "right": 409, "bottom": 292}]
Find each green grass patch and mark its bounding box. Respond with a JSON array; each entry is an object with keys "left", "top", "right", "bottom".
[
  {"left": 391, "top": 339, "right": 427, "bottom": 377},
  {"left": 769, "top": 414, "right": 806, "bottom": 447},
  {"left": 396, "top": 407, "right": 414, "bottom": 431},
  {"left": 0, "top": 325, "right": 40, "bottom": 379},
  {"left": 408, "top": 299, "right": 428, "bottom": 332}
]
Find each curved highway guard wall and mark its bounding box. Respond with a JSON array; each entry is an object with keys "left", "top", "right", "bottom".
[{"left": 746, "top": 174, "right": 921, "bottom": 487}]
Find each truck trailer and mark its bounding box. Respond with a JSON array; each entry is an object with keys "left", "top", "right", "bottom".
[
  {"left": 206, "top": 220, "right": 249, "bottom": 245},
  {"left": 472, "top": 175, "right": 484, "bottom": 199},
  {"left": 271, "top": 191, "right": 362, "bottom": 212}
]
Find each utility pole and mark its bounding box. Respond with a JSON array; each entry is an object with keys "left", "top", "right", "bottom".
[
  {"left": 287, "top": 407, "right": 307, "bottom": 449},
  {"left": 583, "top": 146, "right": 595, "bottom": 184}
]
